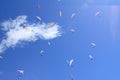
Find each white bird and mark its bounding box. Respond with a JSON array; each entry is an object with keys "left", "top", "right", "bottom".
[
  {"left": 17, "top": 70, "right": 24, "bottom": 75},
  {"left": 48, "top": 41, "right": 51, "bottom": 46},
  {"left": 59, "top": 11, "right": 62, "bottom": 17},
  {"left": 89, "top": 54, "right": 93, "bottom": 60},
  {"left": 91, "top": 42, "right": 96, "bottom": 48},
  {"left": 95, "top": 11, "right": 101, "bottom": 16},
  {"left": 66, "top": 59, "right": 74, "bottom": 67},
  {"left": 17, "top": 70, "right": 24, "bottom": 80},
  {"left": 71, "top": 13, "right": 76, "bottom": 19},
  {"left": 70, "top": 29, "right": 75, "bottom": 32},
  {"left": 40, "top": 50, "right": 45, "bottom": 56},
  {"left": 36, "top": 16, "right": 41, "bottom": 21}
]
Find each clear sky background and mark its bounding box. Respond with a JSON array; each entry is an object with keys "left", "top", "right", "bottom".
[{"left": 0, "top": 0, "right": 120, "bottom": 80}]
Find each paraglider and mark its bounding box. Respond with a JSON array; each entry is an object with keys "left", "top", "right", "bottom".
[
  {"left": 91, "top": 42, "right": 96, "bottom": 48},
  {"left": 66, "top": 59, "right": 74, "bottom": 67}
]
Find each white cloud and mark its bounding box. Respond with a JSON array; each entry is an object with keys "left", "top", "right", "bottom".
[{"left": 0, "top": 15, "right": 61, "bottom": 53}]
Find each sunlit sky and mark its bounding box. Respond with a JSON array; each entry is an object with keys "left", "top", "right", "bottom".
[{"left": 0, "top": 0, "right": 120, "bottom": 80}]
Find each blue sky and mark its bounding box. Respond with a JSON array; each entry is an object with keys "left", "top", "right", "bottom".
[{"left": 0, "top": 0, "right": 120, "bottom": 80}]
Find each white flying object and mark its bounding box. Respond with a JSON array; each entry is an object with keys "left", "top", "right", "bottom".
[
  {"left": 59, "top": 11, "right": 62, "bottom": 17},
  {"left": 17, "top": 70, "right": 24, "bottom": 80},
  {"left": 70, "top": 29, "right": 75, "bottom": 32},
  {"left": 36, "top": 16, "right": 41, "bottom": 21},
  {"left": 95, "top": 11, "right": 101, "bottom": 16},
  {"left": 71, "top": 13, "right": 76, "bottom": 19},
  {"left": 66, "top": 59, "right": 74, "bottom": 67},
  {"left": 89, "top": 54, "right": 93, "bottom": 60},
  {"left": 17, "top": 70, "right": 24, "bottom": 75},
  {"left": 40, "top": 50, "right": 45, "bottom": 56},
  {"left": 48, "top": 41, "right": 51, "bottom": 46},
  {"left": 91, "top": 42, "right": 96, "bottom": 48},
  {"left": 0, "top": 56, "right": 3, "bottom": 59}
]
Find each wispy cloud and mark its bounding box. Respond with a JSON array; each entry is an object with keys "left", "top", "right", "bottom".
[{"left": 0, "top": 15, "right": 61, "bottom": 53}]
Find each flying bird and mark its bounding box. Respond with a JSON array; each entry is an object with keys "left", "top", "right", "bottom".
[
  {"left": 59, "top": 11, "right": 62, "bottom": 17},
  {"left": 17, "top": 70, "right": 24, "bottom": 75},
  {"left": 17, "top": 70, "right": 24, "bottom": 80},
  {"left": 36, "top": 16, "right": 41, "bottom": 21},
  {"left": 66, "top": 59, "right": 74, "bottom": 67},
  {"left": 91, "top": 42, "right": 96, "bottom": 48},
  {"left": 40, "top": 50, "right": 45, "bottom": 56},
  {"left": 50, "top": 22, "right": 55, "bottom": 27},
  {"left": 48, "top": 41, "right": 51, "bottom": 46},
  {"left": 95, "top": 11, "right": 101, "bottom": 16},
  {"left": 71, "top": 13, "right": 76, "bottom": 19},
  {"left": 89, "top": 54, "right": 93, "bottom": 60},
  {"left": 0, "top": 56, "right": 3, "bottom": 59},
  {"left": 70, "top": 29, "right": 75, "bottom": 32}
]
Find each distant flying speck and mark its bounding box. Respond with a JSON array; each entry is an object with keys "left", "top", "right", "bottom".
[
  {"left": 91, "top": 42, "right": 96, "bottom": 48},
  {"left": 17, "top": 70, "right": 24, "bottom": 75},
  {"left": 50, "top": 22, "right": 55, "bottom": 27},
  {"left": 66, "top": 59, "right": 74, "bottom": 67},
  {"left": 71, "top": 13, "right": 76, "bottom": 19},
  {"left": 69, "top": 73, "right": 74, "bottom": 80},
  {"left": 0, "top": 56, "right": 3, "bottom": 59},
  {"left": 59, "top": 11, "right": 62, "bottom": 17},
  {"left": 48, "top": 41, "right": 51, "bottom": 46},
  {"left": 40, "top": 50, "right": 45, "bottom": 56},
  {"left": 37, "top": 3, "right": 40, "bottom": 10},
  {"left": 17, "top": 70, "right": 24, "bottom": 80},
  {"left": 89, "top": 54, "right": 93, "bottom": 60},
  {"left": 70, "top": 29, "right": 75, "bottom": 32},
  {"left": 95, "top": 11, "right": 101, "bottom": 16},
  {"left": 24, "top": 27, "right": 30, "bottom": 32},
  {"left": 58, "top": 0, "right": 61, "bottom": 2},
  {"left": 36, "top": 16, "right": 41, "bottom": 21}
]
